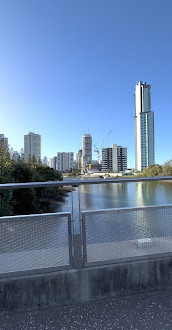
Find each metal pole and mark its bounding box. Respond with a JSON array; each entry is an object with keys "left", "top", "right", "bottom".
[
  {"left": 71, "top": 188, "right": 74, "bottom": 235},
  {"left": 78, "top": 185, "right": 82, "bottom": 234}
]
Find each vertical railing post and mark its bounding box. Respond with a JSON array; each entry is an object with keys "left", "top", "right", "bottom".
[
  {"left": 71, "top": 184, "right": 83, "bottom": 269},
  {"left": 68, "top": 213, "right": 73, "bottom": 268},
  {"left": 82, "top": 213, "right": 87, "bottom": 265}
]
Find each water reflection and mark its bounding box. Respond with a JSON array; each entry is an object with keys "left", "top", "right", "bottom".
[
  {"left": 59, "top": 181, "right": 172, "bottom": 241},
  {"left": 135, "top": 182, "right": 157, "bottom": 206},
  {"left": 79, "top": 183, "right": 129, "bottom": 210},
  {"left": 60, "top": 181, "right": 172, "bottom": 213}
]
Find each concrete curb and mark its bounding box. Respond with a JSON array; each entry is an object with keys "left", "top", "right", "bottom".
[{"left": 1, "top": 256, "right": 172, "bottom": 315}]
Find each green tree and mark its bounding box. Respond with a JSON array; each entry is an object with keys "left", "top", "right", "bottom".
[
  {"left": 139, "top": 164, "right": 163, "bottom": 177},
  {"left": 162, "top": 161, "right": 172, "bottom": 176},
  {"left": 0, "top": 158, "right": 64, "bottom": 216},
  {"left": 0, "top": 152, "right": 14, "bottom": 216}
]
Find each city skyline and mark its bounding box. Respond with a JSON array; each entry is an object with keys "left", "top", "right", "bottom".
[{"left": 1, "top": 1, "right": 172, "bottom": 167}]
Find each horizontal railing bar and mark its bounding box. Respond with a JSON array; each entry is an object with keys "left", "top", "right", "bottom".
[
  {"left": 0, "top": 176, "right": 172, "bottom": 190},
  {"left": 0, "top": 211, "right": 71, "bottom": 223},
  {"left": 81, "top": 204, "right": 172, "bottom": 215}
]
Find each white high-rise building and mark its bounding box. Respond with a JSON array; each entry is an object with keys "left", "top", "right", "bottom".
[
  {"left": 134, "top": 81, "right": 155, "bottom": 171},
  {"left": 55, "top": 152, "right": 74, "bottom": 172},
  {"left": 24, "top": 132, "right": 41, "bottom": 162},
  {"left": 82, "top": 134, "right": 92, "bottom": 172}
]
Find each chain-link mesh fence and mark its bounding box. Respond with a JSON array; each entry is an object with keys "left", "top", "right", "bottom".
[
  {"left": 0, "top": 212, "right": 73, "bottom": 276},
  {"left": 82, "top": 205, "right": 172, "bottom": 266}
]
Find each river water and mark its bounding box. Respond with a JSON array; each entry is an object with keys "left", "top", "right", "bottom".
[
  {"left": 58, "top": 181, "right": 172, "bottom": 243},
  {"left": 60, "top": 181, "right": 172, "bottom": 212}
]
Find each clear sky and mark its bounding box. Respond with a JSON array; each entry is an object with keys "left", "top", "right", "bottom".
[{"left": 0, "top": 0, "right": 172, "bottom": 167}]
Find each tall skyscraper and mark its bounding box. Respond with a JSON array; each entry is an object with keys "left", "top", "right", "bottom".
[
  {"left": 82, "top": 134, "right": 92, "bottom": 171},
  {"left": 24, "top": 132, "right": 41, "bottom": 162},
  {"left": 134, "top": 81, "right": 155, "bottom": 171}
]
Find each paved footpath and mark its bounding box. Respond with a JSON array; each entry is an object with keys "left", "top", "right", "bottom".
[{"left": 0, "top": 290, "right": 172, "bottom": 330}]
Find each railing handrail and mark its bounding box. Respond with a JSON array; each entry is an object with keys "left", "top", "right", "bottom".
[
  {"left": 0, "top": 211, "right": 71, "bottom": 222},
  {"left": 0, "top": 176, "right": 172, "bottom": 190},
  {"left": 81, "top": 204, "right": 172, "bottom": 215}
]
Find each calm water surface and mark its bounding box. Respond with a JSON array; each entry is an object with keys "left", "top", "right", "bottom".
[
  {"left": 60, "top": 181, "right": 172, "bottom": 212},
  {"left": 58, "top": 181, "right": 172, "bottom": 243}
]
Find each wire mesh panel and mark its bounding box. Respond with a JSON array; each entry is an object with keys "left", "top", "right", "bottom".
[
  {"left": 82, "top": 205, "right": 172, "bottom": 266},
  {"left": 0, "top": 212, "right": 73, "bottom": 276}
]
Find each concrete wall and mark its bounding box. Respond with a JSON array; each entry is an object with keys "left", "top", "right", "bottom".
[{"left": 1, "top": 256, "right": 172, "bottom": 315}]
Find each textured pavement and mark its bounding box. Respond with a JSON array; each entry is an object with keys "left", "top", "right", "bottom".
[{"left": 0, "top": 290, "right": 172, "bottom": 330}]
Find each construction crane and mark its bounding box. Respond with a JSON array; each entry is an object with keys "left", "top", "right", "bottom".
[
  {"left": 94, "top": 130, "right": 113, "bottom": 164},
  {"left": 94, "top": 144, "right": 100, "bottom": 164}
]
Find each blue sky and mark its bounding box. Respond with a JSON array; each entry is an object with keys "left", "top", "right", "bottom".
[{"left": 0, "top": 0, "right": 172, "bottom": 167}]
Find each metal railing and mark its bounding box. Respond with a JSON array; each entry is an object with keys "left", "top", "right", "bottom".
[
  {"left": 0, "top": 176, "right": 172, "bottom": 277},
  {"left": 82, "top": 205, "right": 172, "bottom": 267},
  {"left": 0, "top": 212, "right": 73, "bottom": 278},
  {"left": 0, "top": 175, "right": 172, "bottom": 190}
]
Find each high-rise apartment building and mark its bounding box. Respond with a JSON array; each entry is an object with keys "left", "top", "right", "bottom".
[
  {"left": 76, "top": 149, "right": 82, "bottom": 169},
  {"left": 55, "top": 152, "right": 74, "bottom": 172},
  {"left": 117, "top": 146, "right": 127, "bottom": 172},
  {"left": 24, "top": 132, "right": 41, "bottom": 162},
  {"left": 101, "top": 148, "right": 113, "bottom": 172},
  {"left": 134, "top": 81, "right": 155, "bottom": 171},
  {"left": 82, "top": 134, "right": 92, "bottom": 171},
  {"left": 101, "top": 144, "right": 127, "bottom": 172}
]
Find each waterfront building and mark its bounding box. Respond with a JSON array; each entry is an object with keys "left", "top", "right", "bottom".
[
  {"left": 55, "top": 152, "right": 74, "bottom": 172},
  {"left": 117, "top": 146, "right": 127, "bottom": 172},
  {"left": 101, "top": 147, "right": 113, "bottom": 172},
  {"left": 76, "top": 149, "right": 82, "bottom": 169},
  {"left": 24, "top": 132, "right": 41, "bottom": 162},
  {"left": 134, "top": 81, "right": 155, "bottom": 171},
  {"left": 101, "top": 144, "right": 127, "bottom": 172},
  {"left": 82, "top": 134, "right": 92, "bottom": 172}
]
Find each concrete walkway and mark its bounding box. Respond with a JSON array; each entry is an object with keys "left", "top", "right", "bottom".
[{"left": 0, "top": 289, "right": 172, "bottom": 329}]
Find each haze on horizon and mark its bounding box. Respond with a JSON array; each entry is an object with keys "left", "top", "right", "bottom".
[{"left": 0, "top": 0, "right": 172, "bottom": 168}]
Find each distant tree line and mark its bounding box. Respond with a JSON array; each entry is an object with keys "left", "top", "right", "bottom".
[
  {"left": 0, "top": 150, "right": 63, "bottom": 217},
  {"left": 65, "top": 167, "right": 81, "bottom": 177},
  {"left": 138, "top": 161, "right": 172, "bottom": 177}
]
